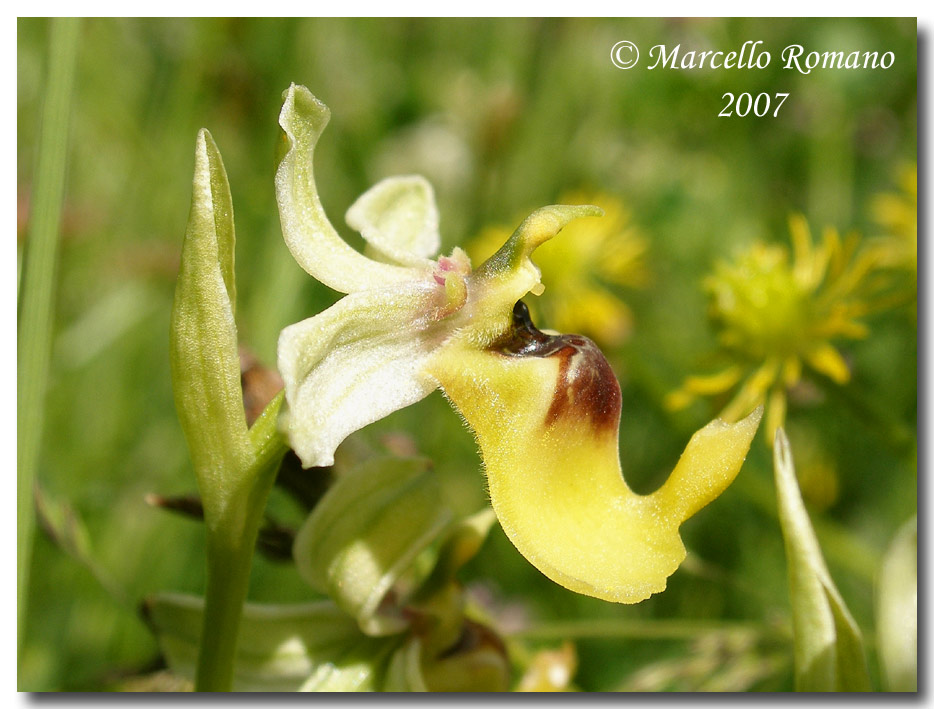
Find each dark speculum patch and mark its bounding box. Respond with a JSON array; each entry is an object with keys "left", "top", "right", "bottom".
[{"left": 492, "top": 301, "right": 621, "bottom": 433}]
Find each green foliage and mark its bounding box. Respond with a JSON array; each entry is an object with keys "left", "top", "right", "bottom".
[
  {"left": 773, "top": 429, "right": 870, "bottom": 691},
  {"left": 293, "top": 456, "right": 454, "bottom": 635},
  {"left": 17, "top": 18, "right": 80, "bottom": 668},
  {"left": 170, "top": 129, "right": 250, "bottom": 516},
  {"left": 148, "top": 454, "right": 506, "bottom": 691},
  {"left": 170, "top": 126, "right": 289, "bottom": 690},
  {"left": 146, "top": 593, "right": 393, "bottom": 691}
]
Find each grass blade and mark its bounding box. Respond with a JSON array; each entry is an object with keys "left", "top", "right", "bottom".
[{"left": 17, "top": 17, "right": 80, "bottom": 672}]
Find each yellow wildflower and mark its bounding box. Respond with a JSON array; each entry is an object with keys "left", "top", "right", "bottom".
[
  {"left": 467, "top": 193, "right": 649, "bottom": 347},
  {"left": 667, "top": 215, "right": 876, "bottom": 444}
]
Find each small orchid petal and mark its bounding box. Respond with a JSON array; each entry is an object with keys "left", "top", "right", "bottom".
[
  {"left": 278, "top": 279, "right": 454, "bottom": 468},
  {"left": 276, "top": 84, "right": 422, "bottom": 293},
  {"left": 346, "top": 175, "right": 440, "bottom": 267}
]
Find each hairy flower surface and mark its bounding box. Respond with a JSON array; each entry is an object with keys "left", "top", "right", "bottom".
[
  {"left": 467, "top": 192, "right": 649, "bottom": 346},
  {"left": 667, "top": 215, "right": 876, "bottom": 443},
  {"left": 276, "top": 84, "right": 761, "bottom": 603}
]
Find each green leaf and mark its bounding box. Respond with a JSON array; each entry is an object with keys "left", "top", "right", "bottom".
[
  {"left": 170, "top": 129, "right": 251, "bottom": 518},
  {"left": 773, "top": 429, "right": 871, "bottom": 691},
  {"left": 416, "top": 507, "right": 497, "bottom": 600},
  {"left": 293, "top": 456, "right": 454, "bottom": 636},
  {"left": 876, "top": 516, "right": 917, "bottom": 691},
  {"left": 146, "top": 592, "right": 393, "bottom": 692},
  {"left": 299, "top": 637, "right": 399, "bottom": 691},
  {"left": 34, "top": 484, "right": 124, "bottom": 603},
  {"left": 383, "top": 637, "right": 429, "bottom": 691}
]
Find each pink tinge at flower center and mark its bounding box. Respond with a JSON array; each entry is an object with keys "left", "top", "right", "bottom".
[
  {"left": 427, "top": 249, "right": 472, "bottom": 320},
  {"left": 433, "top": 253, "right": 470, "bottom": 284}
]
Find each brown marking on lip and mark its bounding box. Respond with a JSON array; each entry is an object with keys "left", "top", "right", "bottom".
[{"left": 492, "top": 301, "right": 621, "bottom": 434}]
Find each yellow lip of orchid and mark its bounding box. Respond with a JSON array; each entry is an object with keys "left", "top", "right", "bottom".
[
  {"left": 275, "top": 84, "right": 763, "bottom": 604},
  {"left": 428, "top": 296, "right": 763, "bottom": 603}
]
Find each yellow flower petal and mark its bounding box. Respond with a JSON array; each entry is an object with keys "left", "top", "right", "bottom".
[
  {"left": 782, "top": 356, "right": 802, "bottom": 387},
  {"left": 765, "top": 388, "right": 787, "bottom": 446},
  {"left": 804, "top": 343, "right": 850, "bottom": 384},
  {"left": 720, "top": 359, "right": 779, "bottom": 423},
  {"left": 664, "top": 388, "right": 696, "bottom": 412},
  {"left": 788, "top": 213, "right": 810, "bottom": 257},
  {"left": 682, "top": 365, "right": 745, "bottom": 396}
]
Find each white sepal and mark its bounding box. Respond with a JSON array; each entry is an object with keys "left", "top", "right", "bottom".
[
  {"left": 278, "top": 279, "right": 447, "bottom": 468},
  {"left": 276, "top": 84, "right": 420, "bottom": 294}
]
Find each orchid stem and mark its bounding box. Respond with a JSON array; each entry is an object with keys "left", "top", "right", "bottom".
[{"left": 194, "top": 393, "right": 288, "bottom": 692}]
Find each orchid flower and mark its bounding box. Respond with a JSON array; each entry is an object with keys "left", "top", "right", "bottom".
[{"left": 276, "top": 84, "right": 762, "bottom": 604}]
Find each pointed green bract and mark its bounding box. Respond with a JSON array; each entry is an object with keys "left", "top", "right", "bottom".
[
  {"left": 170, "top": 129, "right": 251, "bottom": 519},
  {"left": 773, "top": 429, "right": 870, "bottom": 691},
  {"left": 170, "top": 131, "right": 289, "bottom": 691}
]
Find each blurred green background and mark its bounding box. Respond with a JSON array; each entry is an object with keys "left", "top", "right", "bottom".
[{"left": 18, "top": 17, "right": 916, "bottom": 691}]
